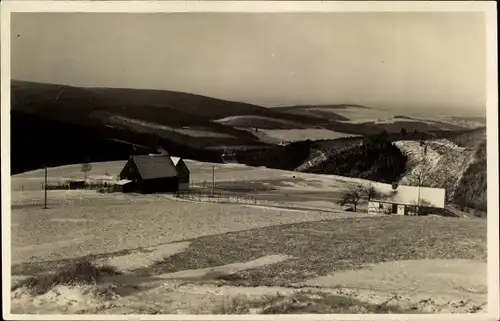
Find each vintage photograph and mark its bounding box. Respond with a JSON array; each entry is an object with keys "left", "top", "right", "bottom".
[{"left": 3, "top": 3, "right": 496, "bottom": 317}]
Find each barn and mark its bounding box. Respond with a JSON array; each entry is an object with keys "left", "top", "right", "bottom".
[
  {"left": 367, "top": 184, "right": 446, "bottom": 216},
  {"left": 118, "top": 155, "right": 179, "bottom": 194},
  {"left": 170, "top": 156, "right": 190, "bottom": 191}
]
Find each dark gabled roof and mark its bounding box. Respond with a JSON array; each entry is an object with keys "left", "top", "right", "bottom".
[
  {"left": 170, "top": 156, "right": 190, "bottom": 173},
  {"left": 129, "top": 155, "right": 178, "bottom": 180}
]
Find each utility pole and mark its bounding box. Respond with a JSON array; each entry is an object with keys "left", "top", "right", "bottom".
[
  {"left": 212, "top": 166, "right": 215, "bottom": 197},
  {"left": 416, "top": 142, "right": 427, "bottom": 216},
  {"left": 43, "top": 165, "right": 48, "bottom": 209},
  {"left": 416, "top": 175, "right": 421, "bottom": 216}
]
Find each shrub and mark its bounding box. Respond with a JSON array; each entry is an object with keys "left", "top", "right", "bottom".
[{"left": 11, "top": 259, "right": 121, "bottom": 295}]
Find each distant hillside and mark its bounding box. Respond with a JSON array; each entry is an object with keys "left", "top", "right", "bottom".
[
  {"left": 454, "top": 140, "right": 486, "bottom": 213},
  {"left": 11, "top": 111, "right": 151, "bottom": 174},
  {"left": 270, "top": 108, "right": 350, "bottom": 122},
  {"left": 12, "top": 80, "right": 472, "bottom": 138},
  {"left": 357, "top": 120, "right": 467, "bottom": 133},
  {"left": 11, "top": 80, "right": 479, "bottom": 178},
  {"left": 213, "top": 115, "right": 308, "bottom": 129},
  {"left": 12, "top": 80, "right": 324, "bottom": 127},
  {"left": 11, "top": 111, "right": 224, "bottom": 175},
  {"left": 275, "top": 104, "right": 371, "bottom": 110}
]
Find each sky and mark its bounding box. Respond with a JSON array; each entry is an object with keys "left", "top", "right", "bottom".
[{"left": 11, "top": 12, "right": 486, "bottom": 114}]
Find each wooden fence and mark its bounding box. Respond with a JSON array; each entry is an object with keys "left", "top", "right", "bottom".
[
  {"left": 175, "top": 189, "right": 279, "bottom": 206},
  {"left": 42, "top": 181, "right": 113, "bottom": 191}
]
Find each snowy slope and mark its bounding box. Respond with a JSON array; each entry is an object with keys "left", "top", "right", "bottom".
[{"left": 395, "top": 139, "right": 476, "bottom": 202}]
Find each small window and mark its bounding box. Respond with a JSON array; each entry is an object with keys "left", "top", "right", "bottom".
[{"left": 379, "top": 203, "right": 384, "bottom": 209}]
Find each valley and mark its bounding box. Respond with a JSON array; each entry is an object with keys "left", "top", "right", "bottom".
[{"left": 11, "top": 80, "right": 487, "bottom": 214}]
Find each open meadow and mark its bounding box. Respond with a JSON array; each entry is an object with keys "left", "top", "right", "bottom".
[{"left": 9, "top": 159, "right": 487, "bottom": 314}]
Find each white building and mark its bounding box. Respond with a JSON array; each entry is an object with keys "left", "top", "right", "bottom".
[{"left": 367, "top": 183, "right": 445, "bottom": 216}]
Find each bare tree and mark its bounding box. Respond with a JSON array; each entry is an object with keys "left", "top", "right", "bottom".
[
  {"left": 339, "top": 185, "right": 365, "bottom": 212},
  {"left": 405, "top": 155, "right": 436, "bottom": 216},
  {"left": 407, "top": 155, "right": 435, "bottom": 188},
  {"left": 362, "top": 184, "right": 382, "bottom": 202},
  {"left": 81, "top": 162, "right": 92, "bottom": 180}
]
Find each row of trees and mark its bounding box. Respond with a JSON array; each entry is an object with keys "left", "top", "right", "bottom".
[{"left": 339, "top": 184, "right": 382, "bottom": 212}]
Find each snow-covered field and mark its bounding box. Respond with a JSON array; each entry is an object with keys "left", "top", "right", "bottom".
[
  {"left": 250, "top": 129, "right": 358, "bottom": 144},
  {"left": 10, "top": 257, "right": 487, "bottom": 315},
  {"left": 10, "top": 189, "right": 345, "bottom": 264},
  {"left": 8, "top": 158, "right": 487, "bottom": 315},
  {"left": 330, "top": 106, "right": 484, "bottom": 129},
  {"left": 10, "top": 159, "right": 381, "bottom": 264},
  {"left": 108, "top": 115, "right": 234, "bottom": 138},
  {"left": 214, "top": 115, "right": 294, "bottom": 126}
]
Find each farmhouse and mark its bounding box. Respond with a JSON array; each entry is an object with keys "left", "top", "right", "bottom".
[
  {"left": 170, "top": 156, "right": 190, "bottom": 191},
  {"left": 367, "top": 184, "right": 445, "bottom": 216},
  {"left": 118, "top": 154, "right": 180, "bottom": 194}
]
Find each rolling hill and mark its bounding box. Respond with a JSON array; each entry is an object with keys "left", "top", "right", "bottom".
[
  {"left": 275, "top": 104, "right": 371, "bottom": 111},
  {"left": 12, "top": 80, "right": 325, "bottom": 126},
  {"left": 11, "top": 79, "right": 483, "bottom": 191},
  {"left": 10, "top": 111, "right": 225, "bottom": 175},
  {"left": 213, "top": 115, "right": 308, "bottom": 129}
]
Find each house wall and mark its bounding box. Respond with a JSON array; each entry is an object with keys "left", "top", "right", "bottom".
[
  {"left": 115, "top": 182, "right": 135, "bottom": 193},
  {"left": 178, "top": 182, "right": 190, "bottom": 191},
  {"left": 368, "top": 201, "right": 405, "bottom": 215},
  {"left": 137, "top": 177, "right": 179, "bottom": 194},
  {"left": 176, "top": 161, "right": 190, "bottom": 191},
  {"left": 368, "top": 201, "right": 382, "bottom": 214},
  {"left": 119, "top": 160, "right": 139, "bottom": 181}
]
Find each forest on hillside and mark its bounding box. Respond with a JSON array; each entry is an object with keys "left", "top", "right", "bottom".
[
  {"left": 236, "top": 140, "right": 315, "bottom": 171},
  {"left": 453, "top": 140, "right": 487, "bottom": 214},
  {"left": 305, "top": 135, "right": 409, "bottom": 183},
  {"left": 236, "top": 133, "right": 409, "bottom": 184},
  {"left": 11, "top": 111, "right": 224, "bottom": 174}
]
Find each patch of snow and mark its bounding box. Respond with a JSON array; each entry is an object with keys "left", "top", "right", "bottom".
[
  {"left": 213, "top": 115, "right": 291, "bottom": 125},
  {"left": 49, "top": 218, "right": 99, "bottom": 223},
  {"left": 11, "top": 284, "right": 118, "bottom": 314},
  {"left": 95, "top": 242, "right": 191, "bottom": 272},
  {"left": 109, "top": 115, "right": 233, "bottom": 138},
  {"left": 303, "top": 259, "right": 487, "bottom": 301},
  {"left": 262, "top": 129, "right": 358, "bottom": 143},
  {"left": 157, "top": 254, "right": 294, "bottom": 279}
]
